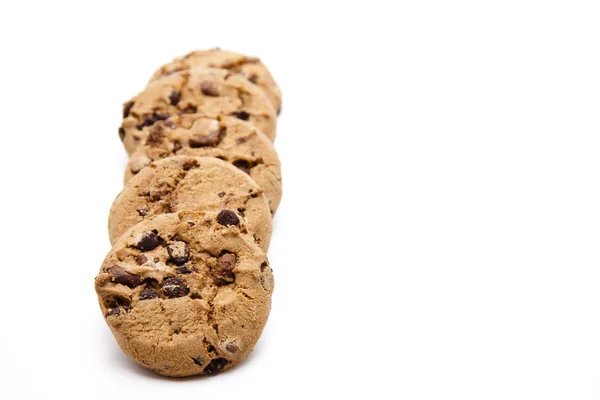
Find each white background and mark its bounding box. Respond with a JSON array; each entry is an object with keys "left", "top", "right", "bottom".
[{"left": 0, "top": 1, "right": 599, "bottom": 399}]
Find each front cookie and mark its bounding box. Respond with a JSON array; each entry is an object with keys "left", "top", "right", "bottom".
[
  {"left": 109, "top": 156, "right": 273, "bottom": 251},
  {"left": 95, "top": 211, "right": 274, "bottom": 377}
]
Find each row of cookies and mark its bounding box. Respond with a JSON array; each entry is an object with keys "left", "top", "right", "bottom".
[{"left": 95, "top": 49, "right": 281, "bottom": 377}]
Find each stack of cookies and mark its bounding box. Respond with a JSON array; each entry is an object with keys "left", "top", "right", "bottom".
[{"left": 95, "top": 49, "right": 281, "bottom": 377}]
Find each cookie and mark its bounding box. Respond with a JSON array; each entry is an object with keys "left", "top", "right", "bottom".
[
  {"left": 150, "top": 49, "right": 282, "bottom": 114},
  {"left": 109, "top": 156, "right": 272, "bottom": 251},
  {"left": 95, "top": 210, "right": 274, "bottom": 377},
  {"left": 120, "top": 67, "right": 277, "bottom": 155},
  {"left": 126, "top": 115, "right": 282, "bottom": 214}
]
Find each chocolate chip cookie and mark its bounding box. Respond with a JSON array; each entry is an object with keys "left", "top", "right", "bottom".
[
  {"left": 150, "top": 48, "right": 282, "bottom": 114},
  {"left": 126, "top": 115, "right": 282, "bottom": 214},
  {"left": 109, "top": 156, "right": 272, "bottom": 251},
  {"left": 120, "top": 67, "right": 277, "bottom": 155},
  {"left": 95, "top": 210, "right": 274, "bottom": 377}
]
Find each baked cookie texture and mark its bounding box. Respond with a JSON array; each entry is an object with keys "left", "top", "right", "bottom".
[
  {"left": 95, "top": 211, "right": 274, "bottom": 377},
  {"left": 120, "top": 67, "right": 276, "bottom": 155},
  {"left": 109, "top": 156, "right": 273, "bottom": 251},
  {"left": 150, "top": 49, "right": 282, "bottom": 115},
  {"left": 125, "top": 115, "right": 282, "bottom": 214}
]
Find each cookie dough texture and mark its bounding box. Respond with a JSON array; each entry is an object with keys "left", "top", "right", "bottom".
[
  {"left": 109, "top": 156, "right": 273, "bottom": 251},
  {"left": 95, "top": 211, "right": 274, "bottom": 377},
  {"left": 121, "top": 67, "right": 277, "bottom": 155},
  {"left": 151, "top": 49, "right": 282, "bottom": 114},
  {"left": 126, "top": 115, "right": 282, "bottom": 214}
]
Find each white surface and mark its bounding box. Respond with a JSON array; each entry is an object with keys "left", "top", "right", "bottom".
[{"left": 0, "top": 1, "right": 599, "bottom": 399}]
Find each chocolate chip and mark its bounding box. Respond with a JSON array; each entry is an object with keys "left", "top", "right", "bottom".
[
  {"left": 236, "top": 137, "right": 246, "bottom": 144},
  {"left": 139, "top": 112, "right": 170, "bottom": 129},
  {"left": 200, "top": 81, "right": 220, "bottom": 96},
  {"left": 203, "top": 358, "right": 229, "bottom": 374},
  {"left": 123, "top": 101, "right": 134, "bottom": 118},
  {"left": 182, "top": 158, "right": 199, "bottom": 170},
  {"left": 218, "top": 191, "right": 226, "bottom": 198},
  {"left": 137, "top": 208, "right": 147, "bottom": 217},
  {"left": 163, "top": 277, "right": 189, "bottom": 298},
  {"left": 145, "top": 124, "right": 164, "bottom": 146},
  {"left": 172, "top": 141, "right": 182, "bottom": 152},
  {"left": 139, "top": 289, "right": 159, "bottom": 300},
  {"left": 176, "top": 266, "right": 192, "bottom": 274},
  {"left": 107, "top": 266, "right": 142, "bottom": 288},
  {"left": 118, "top": 127, "right": 125, "bottom": 140},
  {"left": 167, "top": 241, "right": 190, "bottom": 265},
  {"left": 105, "top": 307, "right": 120, "bottom": 317},
  {"left": 169, "top": 91, "right": 181, "bottom": 106},
  {"left": 225, "top": 342, "right": 239, "bottom": 353},
  {"left": 233, "top": 159, "right": 251, "bottom": 175},
  {"left": 233, "top": 111, "right": 250, "bottom": 121},
  {"left": 247, "top": 74, "right": 258, "bottom": 84},
  {"left": 181, "top": 104, "right": 197, "bottom": 114},
  {"left": 135, "top": 230, "right": 162, "bottom": 251},
  {"left": 153, "top": 258, "right": 159, "bottom": 263},
  {"left": 192, "top": 356, "right": 203, "bottom": 366},
  {"left": 213, "top": 253, "right": 237, "bottom": 286},
  {"left": 135, "top": 254, "right": 148, "bottom": 265},
  {"left": 189, "top": 129, "right": 222, "bottom": 148},
  {"left": 250, "top": 193, "right": 258, "bottom": 198},
  {"left": 188, "top": 222, "right": 195, "bottom": 227},
  {"left": 216, "top": 210, "right": 240, "bottom": 227}
]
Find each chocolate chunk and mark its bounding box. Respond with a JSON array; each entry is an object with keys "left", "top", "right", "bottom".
[
  {"left": 105, "top": 307, "right": 120, "bottom": 317},
  {"left": 107, "top": 266, "right": 142, "bottom": 288},
  {"left": 213, "top": 253, "right": 237, "bottom": 286},
  {"left": 176, "top": 266, "right": 192, "bottom": 274},
  {"left": 192, "top": 356, "right": 203, "bottom": 366},
  {"left": 189, "top": 129, "right": 222, "bottom": 147},
  {"left": 135, "top": 230, "right": 162, "bottom": 251},
  {"left": 169, "top": 91, "right": 181, "bottom": 106},
  {"left": 123, "top": 101, "right": 134, "bottom": 118},
  {"left": 135, "top": 254, "right": 148, "bottom": 265},
  {"left": 181, "top": 104, "right": 197, "bottom": 114},
  {"left": 203, "top": 358, "right": 229, "bottom": 374},
  {"left": 233, "top": 111, "right": 250, "bottom": 121},
  {"left": 181, "top": 158, "right": 199, "bottom": 170},
  {"left": 233, "top": 159, "right": 251, "bottom": 175},
  {"left": 118, "top": 127, "right": 125, "bottom": 140},
  {"left": 216, "top": 210, "right": 240, "bottom": 227},
  {"left": 218, "top": 191, "right": 226, "bottom": 198},
  {"left": 139, "top": 112, "right": 170, "bottom": 129},
  {"left": 225, "top": 342, "right": 239, "bottom": 353},
  {"left": 167, "top": 241, "right": 190, "bottom": 265},
  {"left": 162, "top": 277, "right": 189, "bottom": 298},
  {"left": 145, "top": 124, "right": 164, "bottom": 146},
  {"left": 139, "top": 289, "right": 159, "bottom": 300},
  {"left": 137, "top": 208, "right": 147, "bottom": 217},
  {"left": 200, "top": 81, "right": 220, "bottom": 96}
]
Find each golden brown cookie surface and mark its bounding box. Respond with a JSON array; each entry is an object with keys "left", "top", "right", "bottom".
[
  {"left": 120, "top": 67, "right": 276, "bottom": 155},
  {"left": 95, "top": 211, "right": 274, "bottom": 377},
  {"left": 110, "top": 156, "right": 272, "bottom": 251},
  {"left": 126, "top": 115, "right": 282, "bottom": 214},
  {"left": 151, "top": 49, "right": 282, "bottom": 114}
]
